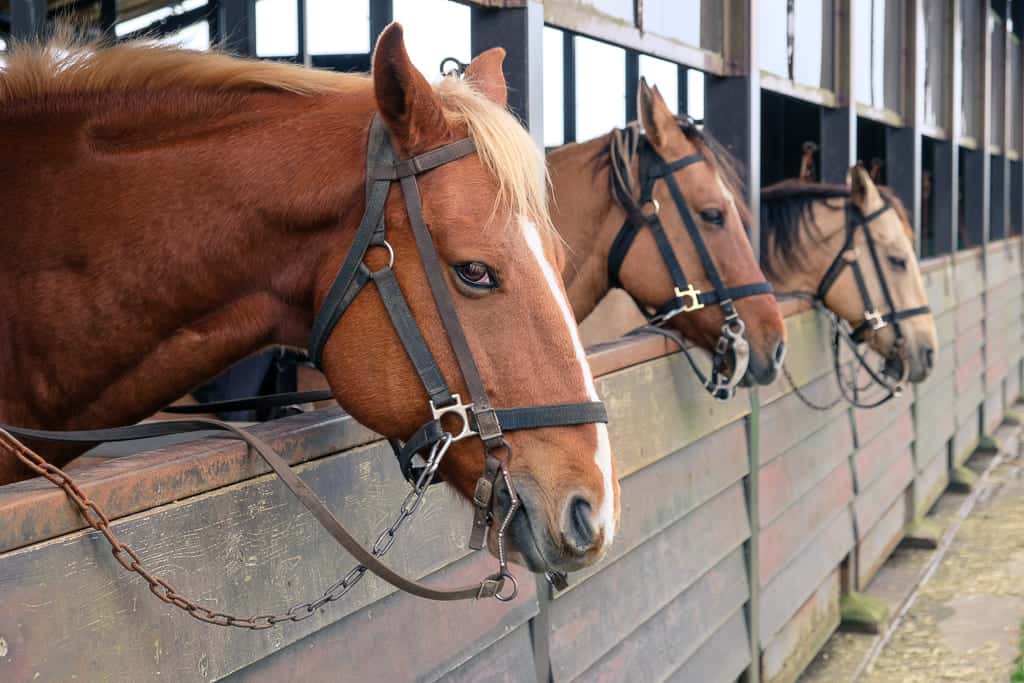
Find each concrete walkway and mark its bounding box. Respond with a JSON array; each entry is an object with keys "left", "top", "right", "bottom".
[{"left": 801, "top": 436, "right": 1024, "bottom": 682}]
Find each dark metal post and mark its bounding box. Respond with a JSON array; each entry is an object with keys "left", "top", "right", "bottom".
[
  {"left": 885, "top": 0, "right": 924, "bottom": 251},
  {"left": 471, "top": 0, "right": 544, "bottom": 140},
  {"left": 369, "top": 0, "right": 392, "bottom": 48},
  {"left": 998, "top": 4, "right": 1012, "bottom": 240},
  {"left": 99, "top": 0, "right": 118, "bottom": 35},
  {"left": 9, "top": 0, "right": 47, "bottom": 40},
  {"left": 677, "top": 65, "right": 689, "bottom": 114},
  {"left": 820, "top": 0, "right": 856, "bottom": 184},
  {"left": 563, "top": 30, "right": 577, "bottom": 143},
  {"left": 625, "top": 49, "right": 639, "bottom": 122},
  {"left": 933, "top": 0, "right": 962, "bottom": 256},
  {"left": 216, "top": 0, "right": 256, "bottom": 57},
  {"left": 706, "top": 2, "right": 760, "bottom": 679},
  {"left": 297, "top": 0, "right": 309, "bottom": 67}
]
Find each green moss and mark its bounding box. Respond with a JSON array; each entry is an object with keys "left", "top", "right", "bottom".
[
  {"left": 840, "top": 592, "right": 889, "bottom": 634},
  {"left": 1011, "top": 620, "right": 1024, "bottom": 682}
]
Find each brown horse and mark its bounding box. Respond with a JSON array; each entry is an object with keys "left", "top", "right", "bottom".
[
  {"left": 0, "top": 27, "right": 618, "bottom": 573},
  {"left": 761, "top": 168, "right": 937, "bottom": 383},
  {"left": 548, "top": 80, "right": 787, "bottom": 389}
]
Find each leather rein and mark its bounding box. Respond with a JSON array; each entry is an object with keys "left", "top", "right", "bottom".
[
  {"left": 777, "top": 199, "right": 931, "bottom": 410},
  {"left": 0, "top": 114, "right": 609, "bottom": 616},
  {"left": 606, "top": 122, "right": 773, "bottom": 401}
]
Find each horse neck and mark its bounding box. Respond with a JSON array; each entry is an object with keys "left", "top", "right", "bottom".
[
  {"left": 548, "top": 135, "right": 624, "bottom": 322},
  {"left": 0, "top": 88, "right": 372, "bottom": 436}
]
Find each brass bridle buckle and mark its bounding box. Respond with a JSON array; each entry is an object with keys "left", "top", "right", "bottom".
[
  {"left": 430, "top": 394, "right": 476, "bottom": 442},
  {"left": 865, "top": 309, "right": 888, "bottom": 331},
  {"left": 673, "top": 283, "right": 705, "bottom": 312}
]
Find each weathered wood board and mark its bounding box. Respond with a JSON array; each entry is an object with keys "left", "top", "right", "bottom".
[
  {"left": 762, "top": 569, "right": 840, "bottom": 683},
  {"left": 856, "top": 489, "right": 912, "bottom": 590},
  {"left": 664, "top": 608, "right": 750, "bottom": 683}
]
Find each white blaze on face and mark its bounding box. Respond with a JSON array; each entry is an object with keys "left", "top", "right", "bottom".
[{"left": 521, "top": 219, "right": 617, "bottom": 545}]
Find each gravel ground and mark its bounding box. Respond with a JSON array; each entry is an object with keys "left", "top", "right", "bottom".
[{"left": 801, "top": 447, "right": 1024, "bottom": 683}]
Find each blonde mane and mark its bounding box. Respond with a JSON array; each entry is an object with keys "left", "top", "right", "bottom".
[{"left": 0, "top": 36, "right": 552, "bottom": 234}]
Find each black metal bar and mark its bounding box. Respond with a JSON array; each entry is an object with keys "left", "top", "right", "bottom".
[
  {"left": 311, "top": 53, "right": 371, "bottom": 73},
  {"left": 369, "top": 0, "right": 392, "bottom": 49},
  {"left": 677, "top": 65, "right": 689, "bottom": 114},
  {"left": 471, "top": 4, "right": 543, "bottom": 132},
  {"left": 217, "top": 0, "right": 256, "bottom": 56},
  {"left": 99, "top": 0, "right": 117, "bottom": 34},
  {"left": 563, "top": 31, "right": 576, "bottom": 143},
  {"left": 297, "top": 0, "right": 308, "bottom": 66},
  {"left": 0, "top": 14, "right": 10, "bottom": 34},
  {"left": 819, "top": 0, "right": 855, "bottom": 185},
  {"left": 991, "top": 154, "right": 1007, "bottom": 239},
  {"left": 932, "top": 140, "right": 956, "bottom": 254},
  {"left": 10, "top": 0, "right": 47, "bottom": 40},
  {"left": 625, "top": 49, "right": 639, "bottom": 122},
  {"left": 962, "top": 147, "right": 987, "bottom": 247},
  {"left": 122, "top": 4, "right": 213, "bottom": 42}
]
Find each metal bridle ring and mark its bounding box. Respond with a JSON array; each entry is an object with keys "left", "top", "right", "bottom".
[
  {"left": 493, "top": 572, "right": 519, "bottom": 602},
  {"left": 439, "top": 57, "right": 467, "bottom": 77},
  {"left": 641, "top": 198, "right": 661, "bottom": 217},
  {"left": 369, "top": 240, "right": 395, "bottom": 270}
]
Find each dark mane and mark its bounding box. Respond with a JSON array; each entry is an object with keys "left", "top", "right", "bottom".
[
  {"left": 590, "top": 117, "right": 752, "bottom": 227},
  {"left": 759, "top": 180, "right": 911, "bottom": 280}
]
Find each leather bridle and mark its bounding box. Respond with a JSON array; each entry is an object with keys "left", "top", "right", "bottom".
[
  {"left": 1, "top": 114, "right": 608, "bottom": 605},
  {"left": 779, "top": 199, "right": 931, "bottom": 409},
  {"left": 606, "top": 123, "right": 773, "bottom": 401}
]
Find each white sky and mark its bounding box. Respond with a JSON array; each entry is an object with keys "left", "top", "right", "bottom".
[{"left": 34, "top": 0, "right": 710, "bottom": 146}]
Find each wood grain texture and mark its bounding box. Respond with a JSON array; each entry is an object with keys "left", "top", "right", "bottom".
[
  {"left": 852, "top": 390, "right": 912, "bottom": 447},
  {"left": 759, "top": 372, "right": 850, "bottom": 465},
  {"left": 856, "top": 490, "right": 912, "bottom": 590},
  {"left": 761, "top": 569, "right": 840, "bottom": 683},
  {"left": 851, "top": 412, "right": 914, "bottom": 491},
  {"left": 920, "top": 257, "right": 956, "bottom": 316},
  {"left": 760, "top": 507, "right": 854, "bottom": 642},
  {"left": 563, "top": 421, "right": 748, "bottom": 592},
  {"left": 664, "top": 608, "right": 751, "bottom": 683},
  {"left": 0, "top": 442, "right": 480, "bottom": 682},
  {"left": 547, "top": 485, "right": 749, "bottom": 682},
  {"left": 914, "top": 375, "right": 957, "bottom": 457},
  {"left": 436, "top": 627, "right": 537, "bottom": 683},
  {"left": 227, "top": 551, "right": 538, "bottom": 683},
  {"left": 852, "top": 449, "right": 913, "bottom": 538},
  {"left": 913, "top": 443, "right": 950, "bottom": 517},
  {"left": 953, "top": 248, "right": 985, "bottom": 300},
  {"left": 759, "top": 413, "right": 853, "bottom": 526},
  {"left": 575, "top": 549, "right": 749, "bottom": 683},
  {"left": 953, "top": 410, "right": 981, "bottom": 466},
  {"left": 759, "top": 461, "right": 853, "bottom": 587}
]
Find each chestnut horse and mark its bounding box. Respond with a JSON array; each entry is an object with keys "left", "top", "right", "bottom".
[
  {"left": 0, "top": 26, "right": 618, "bottom": 574},
  {"left": 548, "top": 81, "right": 786, "bottom": 392},
  {"left": 761, "top": 168, "right": 937, "bottom": 385}
]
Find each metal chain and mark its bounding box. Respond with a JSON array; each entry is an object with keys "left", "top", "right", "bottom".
[{"left": 0, "top": 428, "right": 452, "bottom": 630}]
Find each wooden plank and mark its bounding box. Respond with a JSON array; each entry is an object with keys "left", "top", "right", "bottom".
[
  {"left": 914, "top": 375, "right": 957, "bottom": 458},
  {"left": 759, "top": 461, "right": 853, "bottom": 587},
  {"left": 664, "top": 608, "right": 751, "bottom": 683},
  {"left": 856, "top": 489, "right": 912, "bottom": 590},
  {"left": 852, "top": 449, "right": 914, "bottom": 538},
  {"left": 985, "top": 388, "right": 1005, "bottom": 434},
  {"left": 852, "top": 390, "right": 913, "bottom": 447},
  {"left": 597, "top": 354, "right": 749, "bottom": 480},
  {"left": 228, "top": 551, "right": 538, "bottom": 683},
  {"left": 761, "top": 569, "right": 841, "bottom": 683},
  {"left": 759, "top": 372, "right": 850, "bottom": 465},
  {"left": 955, "top": 346, "right": 985, "bottom": 394},
  {"left": 954, "top": 298, "right": 984, "bottom": 338},
  {"left": 564, "top": 421, "right": 748, "bottom": 592},
  {"left": 953, "top": 248, "right": 985, "bottom": 301},
  {"left": 1009, "top": 367, "right": 1021, "bottom": 403},
  {"left": 0, "top": 443, "right": 481, "bottom": 682},
  {"left": 953, "top": 411, "right": 981, "bottom": 466},
  {"left": 575, "top": 549, "right": 749, "bottom": 683},
  {"left": 547, "top": 485, "right": 749, "bottom": 682},
  {"left": 436, "top": 627, "right": 537, "bottom": 683},
  {"left": 954, "top": 322, "right": 985, "bottom": 368},
  {"left": 759, "top": 309, "right": 835, "bottom": 406},
  {"left": 933, "top": 308, "right": 957, "bottom": 349},
  {"left": 852, "top": 412, "right": 914, "bottom": 491},
  {"left": 920, "top": 257, "right": 956, "bottom": 316},
  {"left": 759, "top": 414, "right": 853, "bottom": 526},
  {"left": 760, "top": 507, "right": 854, "bottom": 642},
  {"left": 913, "top": 443, "right": 950, "bottom": 518},
  {"left": 956, "top": 376, "right": 984, "bottom": 428},
  {"left": 0, "top": 409, "right": 379, "bottom": 553}
]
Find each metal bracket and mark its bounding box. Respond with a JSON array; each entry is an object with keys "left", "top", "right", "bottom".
[
  {"left": 430, "top": 394, "right": 476, "bottom": 442},
  {"left": 673, "top": 283, "right": 705, "bottom": 312},
  {"left": 865, "top": 309, "right": 888, "bottom": 331}
]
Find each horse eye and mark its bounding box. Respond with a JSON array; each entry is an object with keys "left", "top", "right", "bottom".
[
  {"left": 453, "top": 261, "right": 499, "bottom": 289},
  {"left": 888, "top": 255, "right": 908, "bottom": 271},
  {"left": 699, "top": 208, "right": 724, "bottom": 225}
]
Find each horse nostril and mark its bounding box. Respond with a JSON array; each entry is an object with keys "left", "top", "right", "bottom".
[
  {"left": 564, "top": 497, "right": 596, "bottom": 555},
  {"left": 773, "top": 339, "right": 787, "bottom": 369},
  {"left": 923, "top": 347, "right": 934, "bottom": 370}
]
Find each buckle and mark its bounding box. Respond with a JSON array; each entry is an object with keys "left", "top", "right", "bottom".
[
  {"left": 865, "top": 310, "right": 888, "bottom": 331},
  {"left": 430, "top": 394, "right": 476, "bottom": 442},
  {"left": 673, "top": 283, "right": 705, "bottom": 312}
]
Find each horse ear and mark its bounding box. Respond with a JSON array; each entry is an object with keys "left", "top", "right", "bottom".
[
  {"left": 849, "top": 164, "right": 883, "bottom": 213},
  {"left": 637, "top": 78, "right": 674, "bottom": 150},
  {"left": 373, "top": 23, "right": 450, "bottom": 152},
  {"left": 464, "top": 48, "right": 508, "bottom": 108}
]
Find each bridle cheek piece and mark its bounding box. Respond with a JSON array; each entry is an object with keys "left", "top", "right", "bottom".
[
  {"left": 781, "top": 199, "right": 931, "bottom": 409},
  {"left": 607, "top": 125, "right": 772, "bottom": 401}
]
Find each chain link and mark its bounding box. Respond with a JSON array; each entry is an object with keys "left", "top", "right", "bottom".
[{"left": 0, "top": 429, "right": 452, "bottom": 630}]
